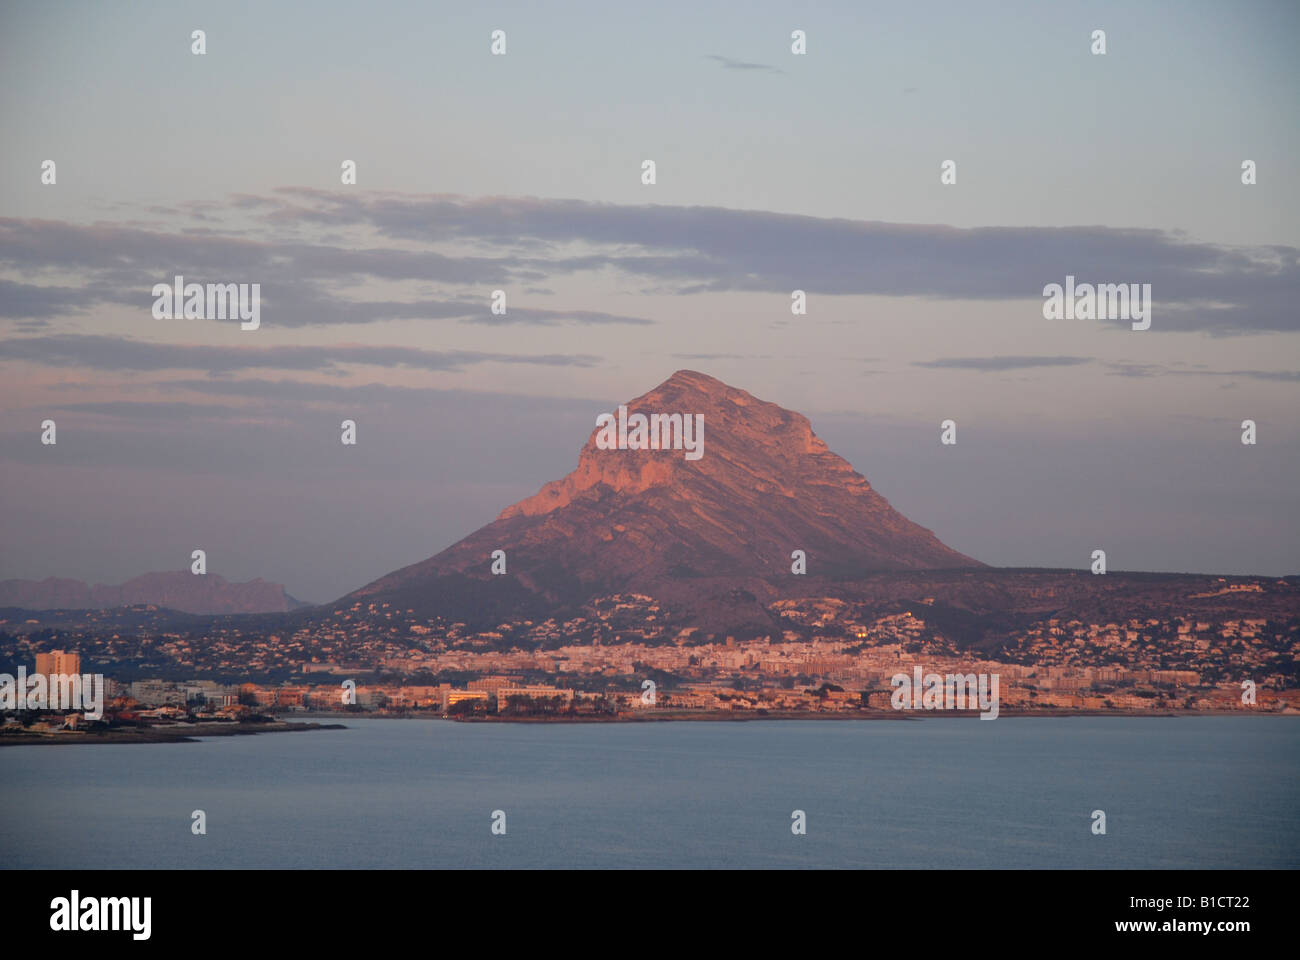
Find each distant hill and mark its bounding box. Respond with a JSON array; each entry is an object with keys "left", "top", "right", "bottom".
[{"left": 0, "top": 571, "right": 308, "bottom": 615}]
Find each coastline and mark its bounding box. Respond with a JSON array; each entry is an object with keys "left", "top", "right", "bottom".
[
  {"left": 0, "top": 719, "right": 346, "bottom": 747},
  {"left": 4, "top": 709, "right": 1292, "bottom": 744},
  {"left": 286, "top": 707, "right": 1295, "bottom": 723}
]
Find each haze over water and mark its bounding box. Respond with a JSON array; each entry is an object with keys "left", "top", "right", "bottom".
[{"left": 3, "top": 717, "right": 1296, "bottom": 869}]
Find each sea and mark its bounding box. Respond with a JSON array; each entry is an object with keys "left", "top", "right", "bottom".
[{"left": 2, "top": 717, "right": 1296, "bottom": 869}]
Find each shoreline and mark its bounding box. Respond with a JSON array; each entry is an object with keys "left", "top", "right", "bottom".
[
  {"left": 0, "top": 719, "right": 346, "bottom": 747},
  {"left": 285, "top": 707, "right": 1294, "bottom": 723},
  {"left": 3, "top": 709, "right": 1291, "bottom": 744}
]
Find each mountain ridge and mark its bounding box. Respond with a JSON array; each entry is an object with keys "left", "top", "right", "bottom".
[{"left": 0, "top": 571, "right": 307, "bottom": 615}]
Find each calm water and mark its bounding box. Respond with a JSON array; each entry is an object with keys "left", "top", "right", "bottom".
[{"left": 2, "top": 717, "right": 1297, "bottom": 868}]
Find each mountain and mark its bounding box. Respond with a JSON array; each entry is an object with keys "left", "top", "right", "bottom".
[
  {"left": 0, "top": 571, "right": 307, "bottom": 615},
  {"left": 345, "top": 370, "right": 979, "bottom": 626}
]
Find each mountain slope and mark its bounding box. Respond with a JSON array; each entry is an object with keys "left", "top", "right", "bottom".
[{"left": 347, "top": 370, "right": 978, "bottom": 620}]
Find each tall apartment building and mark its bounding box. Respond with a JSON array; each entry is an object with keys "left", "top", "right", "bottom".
[{"left": 35, "top": 650, "right": 81, "bottom": 676}]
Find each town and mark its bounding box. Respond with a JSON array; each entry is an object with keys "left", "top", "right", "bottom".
[{"left": 3, "top": 579, "right": 1296, "bottom": 736}]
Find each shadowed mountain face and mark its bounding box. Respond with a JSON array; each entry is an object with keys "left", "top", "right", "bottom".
[
  {"left": 0, "top": 571, "right": 307, "bottom": 615},
  {"left": 348, "top": 370, "right": 979, "bottom": 620}
]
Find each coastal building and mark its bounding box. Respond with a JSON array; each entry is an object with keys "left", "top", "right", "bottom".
[
  {"left": 35, "top": 650, "right": 81, "bottom": 676},
  {"left": 444, "top": 689, "right": 490, "bottom": 710},
  {"left": 130, "top": 679, "right": 186, "bottom": 706},
  {"left": 496, "top": 686, "right": 574, "bottom": 706}
]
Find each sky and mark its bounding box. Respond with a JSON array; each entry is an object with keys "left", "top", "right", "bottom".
[{"left": 1, "top": 0, "right": 1297, "bottom": 602}]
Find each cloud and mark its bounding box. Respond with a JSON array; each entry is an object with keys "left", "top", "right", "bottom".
[
  {"left": 0, "top": 278, "right": 102, "bottom": 318},
  {"left": 0, "top": 217, "right": 651, "bottom": 329},
  {"left": 705, "top": 54, "right": 784, "bottom": 74},
  {"left": 462, "top": 307, "right": 652, "bottom": 327},
  {"left": 1104, "top": 361, "right": 1299, "bottom": 382},
  {"left": 0, "top": 335, "right": 602, "bottom": 374},
  {"left": 263, "top": 190, "right": 1300, "bottom": 335},
  {"left": 913, "top": 356, "right": 1093, "bottom": 371},
  {"left": 1230, "top": 370, "right": 1300, "bottom": 382},
  {"left": 4, "top": 193, "right": 1298, "bottom": 335},
  {"left": 1106, "top": 362, "right": 1164, "bottom": 378}
]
